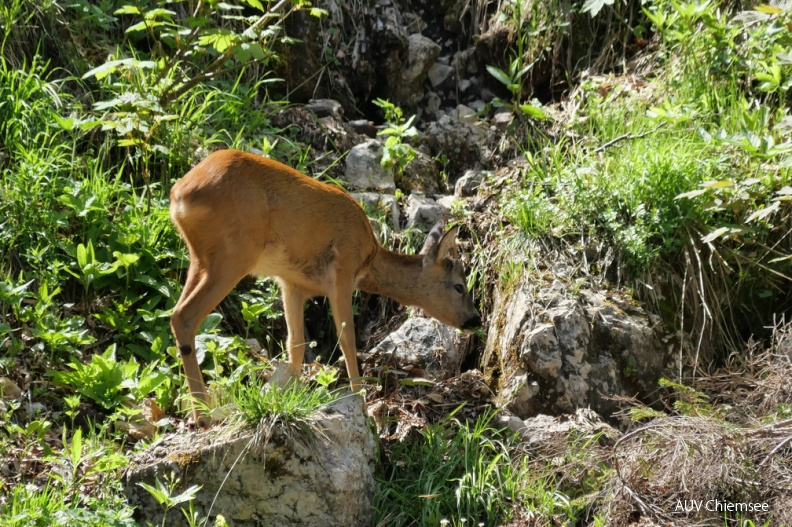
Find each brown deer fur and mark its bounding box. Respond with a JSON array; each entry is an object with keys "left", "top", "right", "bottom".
[{"left": 169, "top": 149, "right": 480, "bottom": 427}]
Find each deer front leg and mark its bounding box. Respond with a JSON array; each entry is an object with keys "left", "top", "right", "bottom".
[
  {"left": 280, "top": 283, "right": 308, "bottom": 383},
  {"left": 328, "top": 283, "right": 361, "bottom": 392}
]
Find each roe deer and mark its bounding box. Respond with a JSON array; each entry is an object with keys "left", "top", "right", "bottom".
[{"left": 170, "top": 149, "right": 481, "bottom": 428}]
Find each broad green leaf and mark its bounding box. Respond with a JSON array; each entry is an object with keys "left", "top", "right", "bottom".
[
  {"left": 233, "top": 42, "right": 266, "bottom": 61},
  {"left": 114, "top": 5, "right": 141, "bottom": 15},
  {"left": 112, "top": 251, "right": 140, "bottom": 268},
  {"left": 486, "top": 65, "right": 512, "bottom": 87},
  {"left": 82, "top": 58, "right": 133, "bottom": 80},
  {"left": 136, "top": 371, "right": 168, "bottom": 397},
  {"left": 519, "top": 104, "right": 550, "bottom": 120},
  {"left": 198, "top": 31, "right": 236, "bottom": 53},
  {"left": 70, "top": 428, "right": 82, "bottom": 470},
  {"left": 199, "top": 313, "right": 223, "bottom": 333},
  {"left": 144, "top": 8, "right": 177, "bottom": 20},
  {"left": 701, "top": 180, "right": 733, "bottom": 188},
  {"left": 126, "top": 20, "right": 165, "bottom": 32},
  {"left": 77, "top": 243, "right": 88, "bottom": 269},
  {"left": 53, "top": 114, "right": 74, "bottom": 131},
  {"left": 242, "top": 0, "right": 265, "bottom": 10},
  {"left": 117, "top": 138, "right": 145, "bottom": 147}
]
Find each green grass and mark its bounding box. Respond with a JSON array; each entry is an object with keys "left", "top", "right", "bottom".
[
  {"left": 497, "top": 0, "right": 792, "bottom": 360},
  {"left": 373, "top": 411, "right": 525, "bottom": 527},
  {"left": 232, "top": 375, "right": 339, "bottom": 427}
]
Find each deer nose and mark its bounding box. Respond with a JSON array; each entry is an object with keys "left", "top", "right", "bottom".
[{"left": 462, "top": 315, "right": 481, "bottom": 330}]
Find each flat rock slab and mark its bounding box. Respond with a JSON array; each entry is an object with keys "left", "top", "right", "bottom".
[{"left": 123, "top": 395, "right": 376, "bottom": 527}]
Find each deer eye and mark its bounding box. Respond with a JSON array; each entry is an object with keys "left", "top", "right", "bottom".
[{"left": 454, "top": 284, "right": 465, "bottom": 294}]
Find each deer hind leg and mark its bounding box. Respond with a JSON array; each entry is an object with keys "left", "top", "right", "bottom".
[
  {"left": 328, "top": 281, "right": 361, "bottom": 392},
  {"left": 171, "top": 258, "right": 250, "bottom": 428},
  {"left": 281, "top": 282, "right": 309, "bottom": 381}
]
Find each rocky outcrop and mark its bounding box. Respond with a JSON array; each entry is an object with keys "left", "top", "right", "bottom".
[
  {"left": 123, "top": 396, "right": 376, "bottom": 527},
  {"left": 393, "top": 33, "right": 441, "bottom": 110},
  {"left": 367, "top": 317, "right": 467, "bottom": 380},
  {"left": 482, "top": 272, "right": 669, "bottom": 421},
  {"left": 499, "top": 407, "right": 618, "bottom": 446}
]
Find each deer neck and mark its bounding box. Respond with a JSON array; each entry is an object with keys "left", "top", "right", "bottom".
[{"left": 358, "top": 247, "right": 425, "bottom": 307}]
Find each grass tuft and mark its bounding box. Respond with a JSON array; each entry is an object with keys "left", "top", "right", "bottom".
[
  {"left": 374, "top": 410, "right": 524, "bottom": 527},
  {"left": 231, "top": 374, "right": 338, "bottom": 427}
]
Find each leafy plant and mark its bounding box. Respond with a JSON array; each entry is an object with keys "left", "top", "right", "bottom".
[
  {"left": 373, "top": 98, "right": 418, "bottom": 174},
  {"left": 138, "top": 473, "right": 203, "bottom": 527},
  {"left": 50, "top": 345, "right": 168, "bottom": 410},
  {"left": 82, "top": 0, "right": 324, "bottom": 184}
]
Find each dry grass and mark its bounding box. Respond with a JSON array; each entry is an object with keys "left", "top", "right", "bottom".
[
  {"left": 511, "top": 322, "right": 792, "bottom": 526},
  {"left": 598, "top": 322, "right": 792, "bottom": 526}
]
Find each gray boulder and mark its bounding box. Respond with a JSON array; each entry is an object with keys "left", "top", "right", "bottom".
[
  {"left": 368, "top": 317, "right": 465, "bottom": 380},
  {"left": 350, "top": 192, "right": 400, "bottom": 230},
  {"left": 394, "top": 34, "right": 441, "bottom": 110},
  {"left": 454, "top": 169, "right": 485, "bottom": 197},
  {"left": 405, "top": 193, "right": 447, "bottom": 232},
  {"left": 123, "top": 395, "right": 376, "bottom": 527},
  {"left": 345, "top": 140, "right": 395, "bottom": 192}
]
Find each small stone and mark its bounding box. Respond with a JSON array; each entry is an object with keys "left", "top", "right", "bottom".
[
  {"left": 0, "top": 377, "right": 22, "bottom": 400},
  {"left": 454, "top": 170, "right": 484, "bottom": 197},
  {"left": 245, "top": 338, "right": 263, "bottom": 356},
  {"left": 427, "top": 63, "right": 454, "bottom": 87},
  {"left": 305, "top": 99, "right": 344, "bottom": 119},
  {"left": 406, "top": 193, "right": 447, "bottom": 232}
]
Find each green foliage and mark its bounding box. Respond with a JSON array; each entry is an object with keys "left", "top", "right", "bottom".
[
  {"left": 50, "top": 345, "right": 168, "bottom": 410},
  {"left": 0, "top": 424, "right": 135, "bottom": 527},
  {"left": 658, "top": 377, "right": 721, "bottom": 418},
  {"left": 232, "top": 373, "right": 338, "bottom": 426},
  {"left": 0, "top": 481, "right": 138, "bottom": 527},
  {"left": 374, "top": 411, "right": 523, "bottom": 526},
  {"left": 138, "top": 473, "right": 203, "bottom": 527},
  {"left": 373, "top": 98, "right": 418, "bottom": 174},
  {"left": 500, "top": 2, "right": 792, "bottom": 360}
]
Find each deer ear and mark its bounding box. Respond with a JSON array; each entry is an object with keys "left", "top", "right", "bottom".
[
  {"left": 420, "top": 220, "right": 446, "bottom": 255},
  {"left": 438, "top": 226, "right": 460, "bottom": 260},
  {"left": 423, "top": 225, "right": 459, "bottom": 265}
]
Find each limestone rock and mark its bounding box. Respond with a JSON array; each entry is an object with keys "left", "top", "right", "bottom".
[
  {"left": 419, "top": 105, "right": 491, "bottom": 175},
  {"left": 501, "top": 408, "right": 617, "bottom": 446},
  {"left": 305, "top": 98, "right": 344, "bottom": 119},
  {"left": 350, "top": 192, "right": 400, "bottom": 230},
  {"left": 483, "top": 274, "right": 668, "bottom": 420},
  {"left": 427, "top": 62, "right": 454, "bottom": 88},
  {"left": 123, "top": 396, "right": 376, "bottom": 527},
  {"left": 368, "top": 317, "right": 465, "bottom": 380},
  {"left": 393, "top": 33, "right": 441, "bottom": 110},
  {"left": 0, "top": 377, "right": 22, "bottom": 400},
  {"left": 396, "top": 150, "right": 442, "bottom": 195},
  {"left": 454, "top": 169, "right": 485, "bottom": 197},
  {"left": 345, "top": 140, "right": 395, "bottom": 192},
  {"left": 405, "top": 193, "right": 447, "bottom": 232}
]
